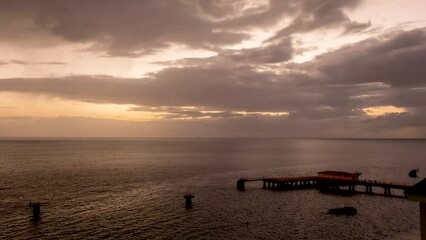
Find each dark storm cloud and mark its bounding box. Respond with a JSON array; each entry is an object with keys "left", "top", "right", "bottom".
[
  {"left": 0, "top": 68, "right": 305, "bottom": 111},
  {"left": 308, "top": 29, "right": 426, "bottom": 88},
  {"left": 217, "top": 0, "right": 296, "bottom": 29},
  {"left": 158, "top": 110, "right": 241, "bottom": 119},
  {"left": 1, "top": 28, "right": 426, "bottom": 132},
  {"left": 219, "top": 0, "right": 363, "bottom": 33},
  {"left": 383, "top": 89, "right": 426, "bottom": 108},
  {"left": 0, "top": 69, "right": 387, "bottom": 120},
  {"left": 226, "top": 38, "right": 294, "bottom": 64},
  {"left": 9, "top": 60, "right": 27, "bottom": 65},
  {"left": 0, "top": 60, "right": 66, "bottom": 65},
  {"left": 0, "top": 0, "right": 248, "bottom": 56},
  {"left": 291, "top": 28, "right": 426, "bottom": 122},
  {"left": 360, "top": 108, "right": 426, "bottom": 135},
  {"left": 195, "top": 0, "right": 249, "bottom": 20},
  {"left": 269, "top": 0, "right": 367, "bottom": 41},
  {"left": 342, "top": 21, "right": 372, "bottom": 34},
  {"left": 0, "top": 0, "right": 364, "bottom": 56},
  {"left": 289, "top": 107, "right": 362, "bottom": 120}
]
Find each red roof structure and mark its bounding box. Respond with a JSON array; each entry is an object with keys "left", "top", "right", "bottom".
[{"left": 317, "top": 171, "right": 361, "bottom": 180}]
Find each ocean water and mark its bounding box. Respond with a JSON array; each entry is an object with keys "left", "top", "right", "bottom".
[{"left": 0, "top": 138, "right": 425, "bottom": 239}]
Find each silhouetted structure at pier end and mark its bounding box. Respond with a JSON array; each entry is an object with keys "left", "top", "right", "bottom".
[{"left": 408, "top": 178, "right": 426, "bottom": 239}]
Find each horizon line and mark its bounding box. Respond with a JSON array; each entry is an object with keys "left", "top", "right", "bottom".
[{"left": 0, "top": 136, "right": 425, "bottom": 140}]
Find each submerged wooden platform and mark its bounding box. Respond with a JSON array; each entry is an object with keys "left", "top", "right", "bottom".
[{"left": 237, "top": 171, "right": 413, "bottom": 198}]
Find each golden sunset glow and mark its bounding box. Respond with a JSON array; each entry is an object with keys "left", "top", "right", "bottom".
[
  {"left": 362, "top": 106, "right": 407, "bottom": 116},
  {"left": 0, "top": 92, "right": 160, "bottom": 121},
  {"left": 235, "top": 111, "right": 290, "bottom": 116}
]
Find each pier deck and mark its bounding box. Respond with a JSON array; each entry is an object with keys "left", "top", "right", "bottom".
[{"left": 237, "top": 171, "right": 413, "bottom": 198}]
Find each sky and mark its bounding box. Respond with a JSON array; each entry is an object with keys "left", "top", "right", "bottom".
[{"left": 0, "top": 0, "right": 426, "bottom": 138}]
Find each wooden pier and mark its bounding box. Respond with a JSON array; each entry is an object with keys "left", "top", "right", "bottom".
[{"left": 238, "top": 171, "right": 413, "bottom": 198}]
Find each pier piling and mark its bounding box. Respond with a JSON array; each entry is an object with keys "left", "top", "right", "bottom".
[
  {"left": 237, "top": 178, "right": 247, "bottom": 191},
  {"left": 29, "top": 202, "right": 42, "bottom": 221},
  {"left": 184, "top": 194, "right": 194, "bottom": 208}
]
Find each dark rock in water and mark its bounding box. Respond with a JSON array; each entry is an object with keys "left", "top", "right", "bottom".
[
  {"left": 409, "top": 169, "right": 418, "bottom": 178},
  {"left": 329, "top": 207, "right": 357, "bottom": 216}
]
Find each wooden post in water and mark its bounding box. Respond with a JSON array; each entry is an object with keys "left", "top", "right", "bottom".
[
  {"left": 184, "top": 194, "right": 194, "bottom": 208},
  {"left": 384, "top": 187, "right": 391, "bottom": 196},
  {"left": 237, "top": 178, "right": 246, "bottom": 191},
  {"left": 29, "top": 202, "right": 42, "bottom": 221},
  {"left": 365, "top": 185, "right": 373, "bottom": 194}
]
